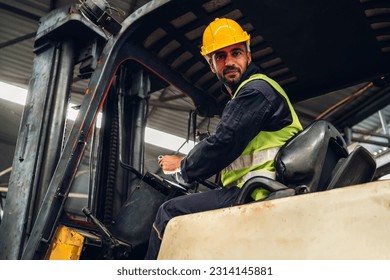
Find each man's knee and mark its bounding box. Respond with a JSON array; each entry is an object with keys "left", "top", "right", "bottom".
[
  {"left": 157, "top": 195, "right": 186, "bottom": 219},
  {"left": 157, "top": 199, "right": 174, "bottom": 218},
  {"left": 154, "top": 198, "right": 178, "bottom": 231}
]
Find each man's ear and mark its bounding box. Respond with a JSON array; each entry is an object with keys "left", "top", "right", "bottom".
[
  {"left": 209, "top": 61, "right": 216, "bottom": 73},
  {"left": 247, "top": 51, "right": 252, "bottom": 65},
  {"left": 208, "top": 58, "right": 216, "bottom": 73}
]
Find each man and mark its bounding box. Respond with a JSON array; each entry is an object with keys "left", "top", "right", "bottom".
[{"left": 144, "top": 17, "right": 302, "bottom": 259}]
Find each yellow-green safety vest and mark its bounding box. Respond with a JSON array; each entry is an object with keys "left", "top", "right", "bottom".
[{"left": 220, "top": 74, "right": 303, "bottom": 200}]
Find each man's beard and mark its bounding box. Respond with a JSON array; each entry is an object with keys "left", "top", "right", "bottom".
[{"left": 218, "top": 66, "right": 242, "bottom": 88}]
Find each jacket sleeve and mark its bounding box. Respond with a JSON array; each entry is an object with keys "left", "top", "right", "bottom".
[{"left": 181, "top": 80, "right": 293, "bottom": 183}]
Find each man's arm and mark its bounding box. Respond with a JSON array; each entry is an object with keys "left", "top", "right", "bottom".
[{"left": 181, "top": 80, "right": 292, "bottom": 183}]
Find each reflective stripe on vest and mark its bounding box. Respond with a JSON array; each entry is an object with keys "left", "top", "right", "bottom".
[
  {"left": 221, "top": 74, "right": 303, "bottom": 189},
  {"left": 223, "top": 147, "right": 279, "bottom": 173},
  {"left": 237, "top": 170, "right": 276, "bottom": 186}
]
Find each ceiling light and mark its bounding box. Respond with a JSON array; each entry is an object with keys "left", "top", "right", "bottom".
[{"left": 0, "top": 81, "right": 192, "bottom": 154}]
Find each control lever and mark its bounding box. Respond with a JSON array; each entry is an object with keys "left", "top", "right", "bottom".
[
  {"left": 197, "top": 178, "right": 221, "bottom": 190},
  {"left": 172, "top": 171, "right": 198, "bottom": 190},
  {"left": 172, "top": 172, "right": 221, "bottom": 191},
  {"left": 82, "top": 207, "right": 131, "bottom": 259}
]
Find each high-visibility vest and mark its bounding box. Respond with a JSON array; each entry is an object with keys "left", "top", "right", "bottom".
[{"left": 221, "top": 74, "right": 302, "bottom": 199}]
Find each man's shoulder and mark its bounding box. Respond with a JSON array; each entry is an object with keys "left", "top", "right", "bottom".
[{"left": 240, "top": 77, "right": 275, "bottom": 94}]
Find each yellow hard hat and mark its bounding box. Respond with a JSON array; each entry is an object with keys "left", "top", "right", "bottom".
[{"left": 200, "top": 18, "right": 250, "bottom": 56}]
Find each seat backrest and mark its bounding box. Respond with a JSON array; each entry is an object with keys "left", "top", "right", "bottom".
[
  {"left": 274, "top": 120, "right": 348, "bottom": 192},
  {"left": 326, "top": 145, "right": 377, "bottom": 190}
]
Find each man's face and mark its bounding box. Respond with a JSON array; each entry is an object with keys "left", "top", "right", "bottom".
[{"left": 209, "top": 43, "right": 251, "bottom": 90}]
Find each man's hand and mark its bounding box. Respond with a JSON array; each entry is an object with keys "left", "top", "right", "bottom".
[{"left": 158, "top": 155, "right": 183, "bottom": 172}]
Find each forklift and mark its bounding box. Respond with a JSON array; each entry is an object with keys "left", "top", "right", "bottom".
[{"left": 1, "top": 0, "right": 389, "bottom": 260}]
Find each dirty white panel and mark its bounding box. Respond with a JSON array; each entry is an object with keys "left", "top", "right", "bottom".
[{"left": 159, "top": 180, "right": 390, "bottom": 259}]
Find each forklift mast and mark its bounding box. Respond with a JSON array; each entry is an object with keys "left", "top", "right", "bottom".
[
  {"left": 0, "top": 2, "right": 123, "bottom": 259},
  {"left": 0, "top": 2, "right": 137, "bottom": 259}
]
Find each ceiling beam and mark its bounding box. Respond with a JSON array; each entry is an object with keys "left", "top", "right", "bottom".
[
  {"left": 49, "top": 0, "right": 57, "bottom": 11},
  {"left": 0, "top": 32, "right": 36, "bottom": 49},
  {"left": 333, "top": 85, "right": 390, "bottom": 130},
  {"left": 0, "top": 3, "right": 40, "bottom": 21}
]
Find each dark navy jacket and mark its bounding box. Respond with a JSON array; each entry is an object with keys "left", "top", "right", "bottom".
[{"left": 181, "top": 63, "right": 293, "bottom": 183}]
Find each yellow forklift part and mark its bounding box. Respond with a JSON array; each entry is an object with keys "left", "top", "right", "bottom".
[{"left": 45, "top": 225, "right": 84, "bottom": 260}]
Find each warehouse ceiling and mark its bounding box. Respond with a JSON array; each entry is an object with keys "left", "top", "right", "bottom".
[{"left": 1, "top": 0, "right": 390, "bottom": 191}]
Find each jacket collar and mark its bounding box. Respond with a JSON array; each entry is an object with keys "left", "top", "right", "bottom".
[{"left": 220, "top": 62, "right": 261, "bottom": 97}]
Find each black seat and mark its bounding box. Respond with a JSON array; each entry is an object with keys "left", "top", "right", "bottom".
[
  {"left": 234, "top": 120, "right": 377, "bottom": 205},
  {"left": 275, "top": 120, "right": 348, "bottom": 192},
  {"left": 326, "top": 145, "right": 376, "bottom": 190}
]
